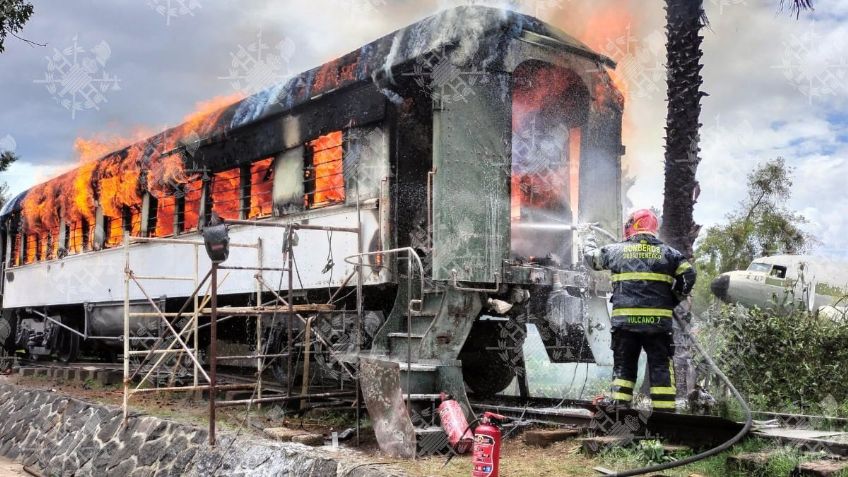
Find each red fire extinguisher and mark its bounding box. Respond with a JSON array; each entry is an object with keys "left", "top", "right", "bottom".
[
  {"left": 437, "top": 392, "right": 474, "bottom": 454},
  {"left": 472, "top": 411, "right": 507, "bottom": 477}
]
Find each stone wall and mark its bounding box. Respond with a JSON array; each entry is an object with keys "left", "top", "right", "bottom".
[{"left": 0, "top": 384, "right": 403, "bottom": 476}]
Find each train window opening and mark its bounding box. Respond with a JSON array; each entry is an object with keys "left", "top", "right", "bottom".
[
  {"left": 66, "top": 221, "right": 82, "bottom": 254},
  {"left": 510, "top": 61, "right": 589, "bottom": 265},
  {"left": 182, "top": 179, "right": 202, "bottom": 232},
  {"left": 43, "top": 233, "right": 52, "bottom": 261},
  {"left": 272, "top": 146, "right": 306, "bottom": 215},
  {"left": 62, "top": 223, "right": 70, "bottom": 254},
  {"left": 105, "top": 213, "right": 124, "bottom": 247},
  {"left": 144, "top": 195, "right": 157, "bottom": 237},
  {"left": 249, "top": 158, "right": 273, "bottom": 218},
  {"left": 12, "top": 232, "right": 21, "bottom": 266},
  {"left": 250, "top": 159, "right": 273, "bottom": 217},
  {"left": 305, "top": 131, "right": 345, "bottom": 208},
  {"left": 238, "top": 165, "right": 250, "bottom": 219},
  {"left": 122, "top": 206, "right": 132, "bottom": 234},
  {"left": 80, "top": 219, "right": 90, "bottom": 252},
  {"left": 155, "top": 195, "right": 176, "bottom": 237},
  {"left": 24, "top": 233, "right": 35, "bottom": 264},
  {"left": 175, "top": 195, "right": 186, "bottom": 234},
  {"left": 110, "top": 205, "right": 143, "bottom": 242},
  {"left": 343, "top": 126, "right": 389, "bottom": 203},
  {"left": 211, "top": 167, "right": 242, "bottom": 220}
]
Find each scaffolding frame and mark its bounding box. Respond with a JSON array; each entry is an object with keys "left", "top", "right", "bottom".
[
  {"left": 121, "top": 217, "right": 365, "bottom": 445},
  {"left": 121, "top": 234, "right": 263, "bottom": 439}
]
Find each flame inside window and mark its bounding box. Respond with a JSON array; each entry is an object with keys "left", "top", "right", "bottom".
[
  {"left": 24, "top": 234, "right": 37, "bottom": 264},
  {"left": 511, "top": 62, "right": 588, "bottom": 265},
  {"left": 156, "top": 196, "right": 176, "bottom": 237},
  {"left": 212, "top": 168, "right": 241, "bottom": 220},
  {"left": 183, "top": 180, "right": 203, "bottom": 232},
  {"left": 250, "top": 157, "right": 274, "bottom": 218},
  {"left": 11, "top": 234, "right": 21, "bottom": 266},
  {"left": 307, "top": 132, "right": 345, "bottom": 207}
]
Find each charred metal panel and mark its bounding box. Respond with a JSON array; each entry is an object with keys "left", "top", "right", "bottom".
[
  {"left": 193, "top": 86, "right": 386, "bottom": 173},
  {"left": 432, "top": 75, "right": 511, "bottom": 282},
  {"left": 438, "top": 365, "right": 475, "bottom": 421},
  {"left": 343, "top": 126, "right": 389, "bottom": 203},
  {"left": 360, "top": 358, "right": 416, "bottom": 458},
  {"left": 272, "top": 146, "right": 305, "bottom": 215},
  {"left": 579, "top": 75, "right": 624, "bottom": 237},
  {"left": 418, "top": 289, "right": 482, "bottom": 362}
]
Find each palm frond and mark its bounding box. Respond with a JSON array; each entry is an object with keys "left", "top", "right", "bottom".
[{"left": 781, "top": 0, "right": 815, "bottom": 19}]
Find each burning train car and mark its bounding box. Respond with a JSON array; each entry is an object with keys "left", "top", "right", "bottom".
[{"left": 0, "top": 6, "right": 623, "bottom": 455}]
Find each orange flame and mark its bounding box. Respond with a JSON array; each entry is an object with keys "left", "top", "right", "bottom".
[
  {"left": 147, "top": 93, "right": 244, "bottom": 201},
  {"left": 511, "top": 63, "right": 580, "bottom": 218},
  {"left": 183, "top": 179, "right": 203, "bottom": 232},
  {"left": 18, "top": 94, "right": 244, "bottom": 256},
  {"left": 212, "top": 168, "right": 241, "bottom": 220},
  {"left": 250, "top": 157, "right": 274, "bottom": 218},
  {"left": 551, "top": 5, "right": 634, "bottom": 160},
  {"left": 309, "top": 132, "right": 345, "bottom": 206},
  {"left": 156, "top": 195, "right": 175, "bottom": 237}
]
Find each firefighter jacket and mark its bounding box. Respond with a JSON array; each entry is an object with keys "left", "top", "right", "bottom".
[{"left": 584, "top": 233, "right": 696, "bottom": 332}]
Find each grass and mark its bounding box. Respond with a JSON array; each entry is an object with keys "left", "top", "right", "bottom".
[{"left": 596, "top": 437, "right": 842, "bottom": 477}]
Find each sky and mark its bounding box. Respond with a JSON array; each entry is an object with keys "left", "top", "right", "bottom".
[{"left": 0, "top": 0, "right": 846, "bottom": 257}]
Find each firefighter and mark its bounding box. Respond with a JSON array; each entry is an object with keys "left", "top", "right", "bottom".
[{"left": 584, "top": 209, "right": 696, "bottom": 411}]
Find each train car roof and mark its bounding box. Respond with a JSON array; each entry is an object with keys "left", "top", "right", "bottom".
[{"left": 1, "top": 6, "right": 614, "bottom": 223}]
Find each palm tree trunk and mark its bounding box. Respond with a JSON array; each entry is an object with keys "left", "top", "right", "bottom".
[
  {"left": 660, "top": 0, "right": 706, "bottom": 259},
  {"left": 660, "top": 0, "right": 707, "bottom": 403}
]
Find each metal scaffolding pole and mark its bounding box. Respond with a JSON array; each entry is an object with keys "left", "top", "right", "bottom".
[
  {"left": 209, "top": 262, "right": 218, "bottom": 445},
  {"left": 122, "top": 233, "right": 130, "bottom": 425}
]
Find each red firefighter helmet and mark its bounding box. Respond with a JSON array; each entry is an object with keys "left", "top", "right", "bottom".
[{"left": 624, "top": 209, "right": 659, "bottom": 240}]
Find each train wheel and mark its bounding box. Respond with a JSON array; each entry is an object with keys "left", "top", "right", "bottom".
[
  {"left": 0, "top": 316, "right": 13, "bottom": 372},
  {"left": 459, "top": 318, "right": 527, "bottom": 398},
  {"left": 55, "top": 321, "right": 80, "bottom": 364},
  {"left": 267, "top": 325, "right": 299, "bottom": 388}
]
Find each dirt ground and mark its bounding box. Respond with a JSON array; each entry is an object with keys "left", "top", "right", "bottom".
[
  {"left": 2, "top": 373, "right": 729, "bottom": 477},
  {"left": 0, "top": 456, "right": 24, "bottom": 477},
  {"left": 391, "top": 440, "right": 604, "bottom": 477}
]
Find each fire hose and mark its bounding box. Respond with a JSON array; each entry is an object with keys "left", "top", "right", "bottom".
[{"left": 601, "top": 313, "right": 753, "bottom": 477}]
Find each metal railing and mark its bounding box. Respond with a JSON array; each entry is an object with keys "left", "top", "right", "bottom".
[{"left": 344, "top": 246, "right": 425, "bottom": 414}]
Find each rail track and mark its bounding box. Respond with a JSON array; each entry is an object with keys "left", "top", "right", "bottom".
[{"left": 471, "top": 394, "right": 848, "bottom": 459}]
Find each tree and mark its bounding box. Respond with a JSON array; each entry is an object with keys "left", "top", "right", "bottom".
[
  {"left": 0, "top": 150, "right": 17, "bottom": 209},
  {"left": 783, "top": 0, "right": 815, "bottom": 18},
  {"left": 660, "top": 0, "right": 815, "bottom": 259},
  {"left": 659, "top": 0, "right": 815, "bottom": 402},
  {"left": 693, "top": 158, "right": 812, "bottom": 305},
  {"left": 659, "top": 0, "right": 707, "bottom": 260},
  {"left": 0, "top": 0, "right": 35, "bottom": 53}
]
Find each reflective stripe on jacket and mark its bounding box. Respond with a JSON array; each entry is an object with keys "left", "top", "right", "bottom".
[{"left": 584, "top": 233, "right": 696, "bottom": 331}]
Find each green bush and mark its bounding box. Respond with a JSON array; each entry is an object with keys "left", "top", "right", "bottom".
[{"left": 697, "top": 303, "right": 848, "bottom": 414}]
